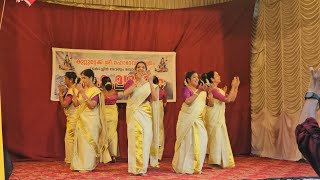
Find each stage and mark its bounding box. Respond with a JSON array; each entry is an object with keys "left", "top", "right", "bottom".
[{"left": 9, "top": 155, "right": 317, "bottom": 179}]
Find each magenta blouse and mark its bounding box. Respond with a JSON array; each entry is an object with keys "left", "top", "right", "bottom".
[
  {"left": 104, "top": 91, "right": 118, "bottom": 105},
  {"left": 211, "top": 88, "right": 227, "bottom": 102},
  {"left": 159, "top": 88, "right": 167, "bottom": 103},
  {"left": 71, "top": 92, "right": 99, "bottom": 103},
  {"left": 64, "top": 94, "right": 72, "bottom": 106},
  {"left": 124, "top": 79, "right": 151, "bottom": 101},
  {"left": 91, "top": 95, "right": 99, "bottom": 103},
  {"left": 182, "top": 87, "right": 194, "bottom": 102}
]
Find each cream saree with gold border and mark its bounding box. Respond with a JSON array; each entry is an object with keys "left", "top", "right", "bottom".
[
  {"left": 101, "top": 102, "right": 119, "bottom": 161},
  {"left": 64, "top": 88, "right": 78, "bottom": 163},
  {"left": 71, "top": 87, "right": 103, "bottom": 171},
  {"left": 126, "top": 82, "right": 158, "bottom": 174},
  {"left": 205, "top": 88, "right": 234, "bottom": 168},
  {"left": 150, "top": 85, "right": 160, "bottom": 167},
  {"left": 158, "top": 100, "right": 165, "bottom": 160},
  {"left": 172, "top": 91, "right": 208, "bottom": 174},
  {"left": 98, "top": 93, "right": 113, "bottom": 163}
]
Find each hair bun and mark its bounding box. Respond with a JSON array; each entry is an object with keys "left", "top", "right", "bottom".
[
  {"left": 75, "top": 77, "right": 81, "bottom": 84},
  {"left": 184, "top": 79, "right": 188, "bottom": 86}
]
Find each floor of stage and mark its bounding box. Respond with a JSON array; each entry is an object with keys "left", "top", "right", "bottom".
[{"left": 9, "top": 155, "right": 318, "bottom": 180}]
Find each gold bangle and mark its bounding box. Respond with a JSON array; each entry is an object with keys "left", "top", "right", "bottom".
[{"left": 194, "top": 89, "right": 198, "bottom": 94}]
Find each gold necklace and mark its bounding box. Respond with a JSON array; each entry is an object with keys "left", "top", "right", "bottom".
[{"left": 135, "top": 80, "right": 142, "bottom": 87}]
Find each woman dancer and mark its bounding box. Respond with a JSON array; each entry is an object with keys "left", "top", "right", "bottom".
[
  {"left": 58, "top": 72, "right": 79, "bottom": 164},
  {"left": 153, "top": 76, "right": 167, "bottom": 160},
  {"left": 71, "top": 69, "right": 110, "bottom": 172},
  {"left": 172, "top": 71, "right": 208, "bottom": 174},
  {"left": 100, "top": 76, "right": 119, "bottom": 163},
  {"left": 201, "top": 71, "right": 239, "bottom": 168},
  {"left": 123, "top": 61, "right": 158, "bottom": 175}
]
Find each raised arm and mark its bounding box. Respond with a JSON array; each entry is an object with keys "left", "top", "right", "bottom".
[
  {"left": 60, "top": 94, "right": 72, "bottom": 108},
  {"left": 80, "top": 92, "right": 98, "bottom": 110},
  {"left": 123, "top": 79, "right": 136, "bottom": 98},
  {"left": 184, "top": 89, "right": 199, "bottom": 105},
  {"left": 227, "top": 77, "right": 240, "bottom": 102},
  {"left": 184, "top": 84, "right": 206, "bottom": 105},
  {"left": 298, "top": 67, "right": 320, "bottom": 123},
  {"left": 147, "top": 71, "right": 157, "bottom": 101},
  {"left": 72, "top": 85, "right": 80, "bottom": 107},
  {"left": 213, "top": 77, "right": 240, "bottom": 103},
  {"left": 58, "top": 85, "right": 71, "bottom": 108}
]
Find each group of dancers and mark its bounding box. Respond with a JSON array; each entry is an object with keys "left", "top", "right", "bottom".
[
  {"left": 58, "top": 69, "right": 119, "bottom": 171},
  {"left": 58, "top": 61, "right": 240, "bottom": 175}
]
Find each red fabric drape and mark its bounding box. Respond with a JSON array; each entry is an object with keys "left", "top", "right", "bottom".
[{"left": 0, "top": 0, "right": 255, "bottom": 160}]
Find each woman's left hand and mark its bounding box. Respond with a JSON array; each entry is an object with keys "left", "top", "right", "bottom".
[
  {"left": 58, "top": 85, "right": 66, "bottom": 95},
  {"left": 236, "top": 77, "right": 240, "bottom": 87},
  {"left": 147, "top": 70, "right": 153, "bottom": 82},
  {"left": 76, "top": 84, "right": 85, "bottom": 94}
]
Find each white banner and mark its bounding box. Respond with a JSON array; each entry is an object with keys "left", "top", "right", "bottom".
[{"left": 51, "top": 48, "right": 176, "bottom": 103}]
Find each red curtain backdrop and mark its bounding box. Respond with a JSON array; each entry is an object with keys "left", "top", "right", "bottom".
[{"left": 0, "top": 0, "right": 255, "bottom": 160}]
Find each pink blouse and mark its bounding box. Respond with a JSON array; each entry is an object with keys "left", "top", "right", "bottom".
[
  {"left": 182, "top": 87, "right": 194, "bottom": 102},
  {"left": 124, "top": 79, "right": 151, "bottom": 101},
  {"left": 159, "top": 88, "right": 167, "bottom": 103},
  {"left": 211, "top": 88, "right": 227, "bottom": 102},
  {"left": 91, "top": 94, "right": 99, "bottom": 103},
  {"left": 104, "top": 91, "right": 118, "bottom": 105},
  {"left": 72, "top": 93, "right": 99, "bottom": 103},
  {"left": 64, "top": 94, "right": 72, "bottom": 106}
]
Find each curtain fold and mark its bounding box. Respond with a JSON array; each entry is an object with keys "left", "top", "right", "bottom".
[
  {"left": 251, "top": 0, "right": 320, "bottom": 161},
  {"left": 0, "top": 0, "right": 254, "bottom": 160},
  {"left": 39, "top": 0, "right": 232, "bottom": 10}
]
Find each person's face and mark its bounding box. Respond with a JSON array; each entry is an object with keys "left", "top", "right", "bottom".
[
  {"left": 135, "top": 63, "right": 147, "bottom": 78},
  {"left": 64, "top": 76, "right": 72, "bottom": 86},
  {"left": 81, "top": 74, "right": 91, "bottom": 87},
  {"left": 211, "top": 71, "right": 221, "bottom": 84},
  {"left": 188, "top": 73, "right": 199, "bottom": 88}
]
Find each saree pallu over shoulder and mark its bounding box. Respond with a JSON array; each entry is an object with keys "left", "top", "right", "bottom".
[
  {"left": 126, "top": 82, "right": 153, "bottom": 174},
  {"left": 205, "top": 87, "right": 235, "bottom": 168},
  {"left": 174, "top": 92, "right": 207, "bottom": 150},
  {"left": 66, "top": 87, "right": 74, "bottom": 96},
  {"left": 71, "top": 87, "right": 103, "bottom": 171},
  {"left": 150, "top": 84, "right": 160, "bottom": 167},
  {"left": 64, "top": 88, "right": 77, "bottom": 116},
  {"left": 126, "top": 82, "right": 151, "bottom": 124},
  {"left": 172, "top": 91, "right": 208, "bottom": 174}
]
